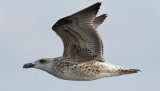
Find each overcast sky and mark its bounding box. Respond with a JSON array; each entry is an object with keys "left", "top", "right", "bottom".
[{"left": 0, "top": 0, "right": 160, "bottom": 91}]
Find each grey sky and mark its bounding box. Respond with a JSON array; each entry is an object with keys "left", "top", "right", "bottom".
[{"left": 0, "top": 0, "right": 160, "bottom": 91}]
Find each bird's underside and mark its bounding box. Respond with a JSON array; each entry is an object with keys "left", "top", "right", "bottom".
[
  {"left": 46, "top": 58, "right": 139, "bottom": 81},
  {"left": 23, "top": 2, "right": 140, "bottom": 81}
]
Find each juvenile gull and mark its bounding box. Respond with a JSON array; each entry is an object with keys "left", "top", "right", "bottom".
[{"left": 23, "top": 2, "right": 140, "bottom": 81}]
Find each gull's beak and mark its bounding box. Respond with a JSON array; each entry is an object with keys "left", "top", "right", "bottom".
[{"left": 23, "top": 63, "right": 35, "bottom": 68}]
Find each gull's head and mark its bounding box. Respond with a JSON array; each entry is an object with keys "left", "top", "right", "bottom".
[{"left": 23, "top": 58, "right": 55, "bottom": 71}]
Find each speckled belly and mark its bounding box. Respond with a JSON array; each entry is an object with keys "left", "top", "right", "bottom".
[{"left": 49, "top": 61, "right": 107, "bottom": 81}]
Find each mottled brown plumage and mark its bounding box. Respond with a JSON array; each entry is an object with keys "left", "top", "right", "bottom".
[
  {"left": 23, "top": 2, "right": 140, "bottom": 81},
  {"left": 52, "top": 2, "right": 104, "bottom": 62}
]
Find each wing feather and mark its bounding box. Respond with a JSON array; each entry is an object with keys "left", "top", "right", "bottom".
[
  {"left": 52, "top": 2, "right": 105, "bottom": 62},
  {"left": 93, "top": 14, "right": 107, "bottom": 29}
]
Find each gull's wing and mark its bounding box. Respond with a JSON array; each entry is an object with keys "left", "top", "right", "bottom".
[
  {"left": 52, "top": 2, "right": 105, "bottom": 62},
  {"left": 93, "top": 14, "right": 107, "bottom": 29}
]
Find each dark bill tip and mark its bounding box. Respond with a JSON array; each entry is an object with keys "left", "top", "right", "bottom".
[{"left": 23, "top": 63, "right": 35, "bottom": 68}]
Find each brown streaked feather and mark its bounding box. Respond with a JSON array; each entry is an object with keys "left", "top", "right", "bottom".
[{"left": 52, "top": 2, "right": 105, "bottom": 62}]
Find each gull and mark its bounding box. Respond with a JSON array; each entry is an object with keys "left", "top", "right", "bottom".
[{"left": 23, "top": 2, "right": 140, "bottom": 81}]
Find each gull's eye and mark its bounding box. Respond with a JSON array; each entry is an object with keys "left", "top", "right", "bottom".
[{"left": 39, "top": 59, "right": 46, "bottom": 63}]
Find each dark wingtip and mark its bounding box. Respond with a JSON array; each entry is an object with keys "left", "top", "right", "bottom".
[
  {"left": 96, "top": 2, "right": 102, "bottom": 5},
  {"left": 96, "top": 2, "right": 102, "bottom": 7},
  {"left": 89, "top": 2, "right": 101, "bottom": 10},
  {"left": 103, "top": 14, "right": 108, "bottom": 17}
]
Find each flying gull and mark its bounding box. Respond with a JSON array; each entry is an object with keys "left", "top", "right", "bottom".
[{"left": 23, "top": 2, "right": 140, "bottom": 81}]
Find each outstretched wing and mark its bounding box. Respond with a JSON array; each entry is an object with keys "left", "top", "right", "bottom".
[{"left": 52, "top": 2, "right": 105, "bottom": 62}]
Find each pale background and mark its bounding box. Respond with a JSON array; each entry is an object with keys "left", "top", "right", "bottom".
[{"left": 0, "top": 0, "right": 159, "bottom": 91}]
